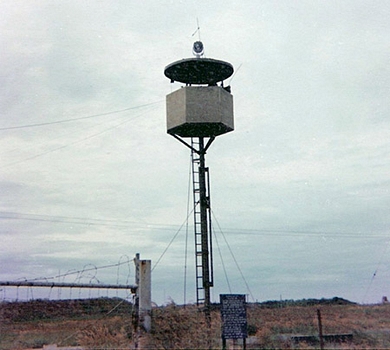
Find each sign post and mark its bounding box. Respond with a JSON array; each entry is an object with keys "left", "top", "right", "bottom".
[{"left": 220, "top": 294, "right": 247, "bottom": 350}]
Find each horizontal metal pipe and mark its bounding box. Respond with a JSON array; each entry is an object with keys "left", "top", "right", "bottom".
[{"left": 0, "top": 281, "right": 137, "bottom": 293}]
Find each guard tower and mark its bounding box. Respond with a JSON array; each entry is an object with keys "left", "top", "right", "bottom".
[{"left": 164, "top": 42, "right": 234, "bottom": 313}]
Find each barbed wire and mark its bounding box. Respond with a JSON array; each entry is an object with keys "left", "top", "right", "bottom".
[
  {"left": 17, "top": 256, "right": 133, "bottom": 283},
  {"left": 0, "top": 255, "right": 135, "bottom": 303}
]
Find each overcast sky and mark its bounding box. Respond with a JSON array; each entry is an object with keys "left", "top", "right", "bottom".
[{"left": 1, "top": 1, "right": 389, "bottom": 305}]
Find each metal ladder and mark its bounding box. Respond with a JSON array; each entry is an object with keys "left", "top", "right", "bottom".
[{"left": 191, "top": 137, "right": 213, "bottom": 306}]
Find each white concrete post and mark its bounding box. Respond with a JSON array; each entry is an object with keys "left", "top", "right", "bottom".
[
  {"left": 139, "top": 259, "right": 152, "bottom": 333},
  {"left": 134, "top": 254, "right": 152, "bottom": 334}
]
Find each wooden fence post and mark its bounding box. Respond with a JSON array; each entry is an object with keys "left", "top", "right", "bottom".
[{"left": 317, "top": 309, "right": 324, "bottom": 350}]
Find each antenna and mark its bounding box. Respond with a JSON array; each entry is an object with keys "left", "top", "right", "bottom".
[
  {"left": 192, "top": 18, "right": 201, "bottom": 41},
  {"left": 228, "top": 63, "right": 242, "bottom": 85}
]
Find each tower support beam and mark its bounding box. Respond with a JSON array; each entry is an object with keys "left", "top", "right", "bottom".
[
  {"left": 198, "top": 137, "right": 211, "bottom": 311},
  {"left": 191, "top": 137, "right": 213, "bottom": 318}
]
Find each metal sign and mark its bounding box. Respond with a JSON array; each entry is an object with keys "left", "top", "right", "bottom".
[{"left": 220, "top": 294, "right": 247, "bottom": 340}]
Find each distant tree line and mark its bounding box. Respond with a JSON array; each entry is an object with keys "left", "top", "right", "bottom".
[{"left": 255, "top": 297, "right": 356, "bottom": 309}]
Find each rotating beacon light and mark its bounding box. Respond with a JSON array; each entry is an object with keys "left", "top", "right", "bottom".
[
  {"left": 164, "top": 42, "right": 234, "bottom": 310},
  {"left": 192, "top": 41, "right": 204, "bottom": 57}
]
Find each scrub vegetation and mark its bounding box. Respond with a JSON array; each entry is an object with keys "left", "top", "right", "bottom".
[{"left": 1, "top": 297, "right": 390, "bottom": 349}]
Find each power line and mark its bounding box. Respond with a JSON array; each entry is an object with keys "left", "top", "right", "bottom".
[
  {"left": 0, "top": 211, "right": 145, "bottom": 228},
  {"left": 2, "top": 104, "right": 160, "bottom": 168},
  {"left": 220, "top": 227, "right": 388, "bottom": 239},
  {"left": 0, "top": 100, "right": 164, "bottom": 131},
  {"left": 212, "top": 212, "right": 255, "bottom": 302},
  {"left": 152, "top": 208, "right": 195, "bottom": 272},
  {"left": 0, "top": 100, "right": 161, "bottom": 159},
  {"left": 361, "top": 239, "right": 390, "bottom": 303},
  {"left": 1, "top": 211, "right": 387, "bottom": 239},
  {"left": 0, "top": 104, "right": 138, "bottom": 157},
  {"left": 212, "top": 225, "right": 232, "bottom": 293}
]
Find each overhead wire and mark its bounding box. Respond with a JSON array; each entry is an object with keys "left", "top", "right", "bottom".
[
  {"left": 212, "top": 211, "right": 255, "bottom": 302},
  {"left": 0, "top": 100, "right": 163, "bottom": 131},
  {"left": 0, "top": 100, "right": 162, "bottom": 159},
  {"left": 361, "top": 239, "right": 390, "bottom": 303},
  {"left": 2, "top": 103, "right": 161, "bottom": 168},
  {"left": 1, "top": 210, "right": 387, "bottom": 239},
  {"left": 152, "top": 207, "right": 195, "bottom": 273},
  {"left": 218, "top": 227, "right": 388, "bottom": 239},
  {"left": 0, "top": 211, "right": 149, "bottom": 229},
  {"left": 212, "top": 223, "right": 232, "bottom": 294}
]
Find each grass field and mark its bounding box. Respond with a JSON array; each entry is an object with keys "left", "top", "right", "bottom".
[{"left": 1, "top": 297, "right": 390, "bottom": 349}]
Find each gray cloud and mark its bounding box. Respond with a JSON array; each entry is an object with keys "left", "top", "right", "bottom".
[{"left": 1, "top": 1, "right": 389, "bottom": 305}]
